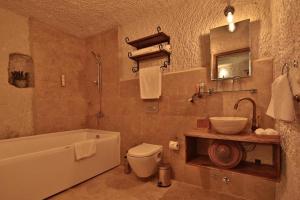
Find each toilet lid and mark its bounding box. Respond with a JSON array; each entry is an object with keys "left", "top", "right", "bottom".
[{"left": 128, "top": 143, "right": 162, "bottom": 157}]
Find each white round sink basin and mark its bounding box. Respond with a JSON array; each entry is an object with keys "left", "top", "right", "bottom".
[{"left": 209, "top": 117, "right": 248, "bottom": 135}]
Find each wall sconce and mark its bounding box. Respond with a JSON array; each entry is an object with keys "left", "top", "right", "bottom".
[{"left": 224, "top": 4, "right": 235, "bottom": 32}]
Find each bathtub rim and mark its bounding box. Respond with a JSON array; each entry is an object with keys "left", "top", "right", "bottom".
[
  {"left": 0, "top": 129, "right": 120, "bottom": 162},
  {"left": 0, "top": 129, "right": 120, "bottom": 144}
]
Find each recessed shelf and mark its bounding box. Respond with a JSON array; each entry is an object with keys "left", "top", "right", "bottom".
[{"left": 126, "top": 32, "right": 170, "bottom": 49}]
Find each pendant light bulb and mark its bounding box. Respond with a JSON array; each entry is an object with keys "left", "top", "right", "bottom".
[
  {"left": 229, "top": 23, "right": 236, "bottom": 32},
  {"left": 227, "top": 12, "right": 234, "bottom": 23},
  {"left": 224, "top": 5, "right": 235, "bottom": 32}
]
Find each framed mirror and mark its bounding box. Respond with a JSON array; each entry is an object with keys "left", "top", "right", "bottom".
[
  {"left": 210, "top": 19, "right": 251, "bottom": 80},
  {"left": 215, "top": 48, "right": 251, "bottom": 79}
]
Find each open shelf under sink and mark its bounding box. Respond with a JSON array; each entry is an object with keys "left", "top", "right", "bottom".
[{"left": 185, "top": 129, "right": 281, "bottom": 181}]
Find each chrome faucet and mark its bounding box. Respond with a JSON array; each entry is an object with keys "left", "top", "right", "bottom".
[{"left": 234, "top": 97, "right": 258, "bottom": 132}]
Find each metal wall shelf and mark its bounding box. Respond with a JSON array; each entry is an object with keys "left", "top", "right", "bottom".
[{"left": 125, "top": 26, "right": 171, "bottom": 73}]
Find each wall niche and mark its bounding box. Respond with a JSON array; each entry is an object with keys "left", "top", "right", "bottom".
[{"left": 8, "top": 53, "right": 34, "bottom": 88}]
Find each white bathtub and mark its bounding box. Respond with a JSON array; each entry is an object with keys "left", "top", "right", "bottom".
[{"left": 0, "top": 129, "right": 120, "bottom": 200}]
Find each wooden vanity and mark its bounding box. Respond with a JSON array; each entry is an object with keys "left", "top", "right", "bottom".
[{"left": 185, "top": 128, "right": 281, "bottom": 181}]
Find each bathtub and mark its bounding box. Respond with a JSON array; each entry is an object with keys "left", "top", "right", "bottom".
[{"left": 0, "top": 129, "right": 120, "bottom": 200}]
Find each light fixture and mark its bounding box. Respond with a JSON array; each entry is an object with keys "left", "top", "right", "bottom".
[{"left": 224, "top": 3, "right": 235, "bottom": 32}]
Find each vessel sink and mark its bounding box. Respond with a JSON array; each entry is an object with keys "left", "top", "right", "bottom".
[{"left": 209, "top": 117, "right": 248, "bottom": 135}]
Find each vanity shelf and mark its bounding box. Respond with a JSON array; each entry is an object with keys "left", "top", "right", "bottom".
[
  {"left": 186, "top": 129, "right": 280, "bottom": 144},
  {"left": 185, "top": 129, "right": 281, "bottom": 181}
]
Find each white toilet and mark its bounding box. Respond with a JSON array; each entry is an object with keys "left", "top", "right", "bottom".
[{"left": 127, "top": 143, "right": 163, "bottom": 178}]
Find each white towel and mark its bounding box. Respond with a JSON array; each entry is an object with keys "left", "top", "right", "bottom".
[
  {"left": 139, "top": 66, "right": 162, "bottom": 99},
  {"left": 289, "top": 67, "right": 300, "bottom": 96},
  {"left": 130, "top": 44, "right": 171, "bottom": 57},
  {"left": 266, "top": 74, "right": 295, "bottom": 122},
  {"left": 255, "top": 128, "right": 279, "bottom": 136},
  {"left": 74, "top": 139, "right": 96, "bottom": 160}
]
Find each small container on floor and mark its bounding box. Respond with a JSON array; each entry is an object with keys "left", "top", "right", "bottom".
[{"left": 157, "top": 163, "right": 171, "bottom": 187}]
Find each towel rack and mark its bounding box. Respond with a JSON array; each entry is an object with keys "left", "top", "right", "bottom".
[
  {"left": 125, "top": 26, "right": 171, "bottom": 73},
  {"left": 281, "top": 60, "right": 300, "bottom": 102}
]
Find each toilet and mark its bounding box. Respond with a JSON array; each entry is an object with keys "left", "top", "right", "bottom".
[{"left": 127, "top": 143, "right": 163, "bottom": 178}]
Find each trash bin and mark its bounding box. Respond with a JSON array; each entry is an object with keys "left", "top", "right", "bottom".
[{"left": 157, "top": 163, "right": 171, "bottom": 187}]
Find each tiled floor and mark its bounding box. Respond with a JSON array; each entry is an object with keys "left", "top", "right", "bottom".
[{"left": 48, "top": 167, "right": 245, "bottom": 200}]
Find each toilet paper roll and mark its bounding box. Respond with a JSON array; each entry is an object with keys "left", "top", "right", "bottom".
[{"left": 169, "top": 141, "right": 180, "bottom": 151}]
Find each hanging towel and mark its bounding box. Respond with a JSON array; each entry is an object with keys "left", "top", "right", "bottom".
[
  {"left": 139, "top": 66, "right": 162, "bottom": 99},
  {"left": 74, "top": 139, "right": 96, "bottom": 160},
  {"left": 289, "top": 67, "right": 300, "bottom": 96},
  {"left": 266, "top": 74, "right": 295, "bottom": 122}
]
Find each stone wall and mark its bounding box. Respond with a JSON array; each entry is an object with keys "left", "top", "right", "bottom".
[{"left": 271, "top": 0, "right": 300, "bottom": 199}]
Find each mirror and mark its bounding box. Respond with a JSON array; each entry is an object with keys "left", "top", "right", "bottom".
[
  {"left": 210, "top": 19, "right": 251, "bottom": 80},
  {"left": 215, "top": 48, "right": 251, "bottom": 79}
]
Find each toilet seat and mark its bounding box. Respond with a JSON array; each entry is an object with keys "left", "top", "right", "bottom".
[{"left": 128, "top": 143, "right": 162, "bottom": 158}]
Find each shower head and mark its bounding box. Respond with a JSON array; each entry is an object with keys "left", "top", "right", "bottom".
[{"left": 91, "top": 51, "right": 101, "bottom": 64}]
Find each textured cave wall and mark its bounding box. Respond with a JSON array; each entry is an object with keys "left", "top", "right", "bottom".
[
  {"left": 119, "top": 0, "right": 272, "bottom": 80},
  {"left": 271, "top": 0, "right": 300, "bottom": 199}
]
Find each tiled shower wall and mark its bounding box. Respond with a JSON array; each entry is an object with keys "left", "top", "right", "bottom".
[
  {"left": 0, "top": 8, "right": 34, "bottom": 139},
  {"left": 29, "top": 20, "right": 88, "bottom": 134},
  {"left": 85, "top": 29, "right": 119, "bottom": 130}
]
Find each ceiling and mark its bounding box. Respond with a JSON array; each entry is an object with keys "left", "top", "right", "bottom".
[{"left": 0, "top": 0, "right": 185, "bottom": 38}]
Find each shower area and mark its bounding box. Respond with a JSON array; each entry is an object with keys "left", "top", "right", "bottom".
[{"left": 86, "top": 29, "right": 119, "bottom": 130}]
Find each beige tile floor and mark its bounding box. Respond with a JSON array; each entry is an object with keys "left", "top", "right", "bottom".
[{"left": 48, "top": 166, "right": 245, "bottom": 200}]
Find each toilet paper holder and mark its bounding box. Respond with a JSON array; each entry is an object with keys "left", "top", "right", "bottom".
[{"left": 169, "top": 140, "right": 180, "bottom": 151}]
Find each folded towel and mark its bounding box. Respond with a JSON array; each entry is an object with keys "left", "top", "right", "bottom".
[
  {"left": 130, "top": 44, "right": 171, "bottom": 57},
  {"left": 74, "top": 139, "right": 96, "bottom": 160},
  {"left": 139, "top": 66, "right": 162, "bottom": 99},
  {"left": 255, "top": 128, "right": 279, "bottom": 136},
  {"left": 255, "top": 128, "right": 265, "bottom": 135},
  {"left": 265, "top": 128, "right": 279, "bottom": 135},
  {"left": 289, "top": 67, "right": 300, "bottom": 96},
  {"left": 266, "top": 74, "right": 295, "bottom": 122}
]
